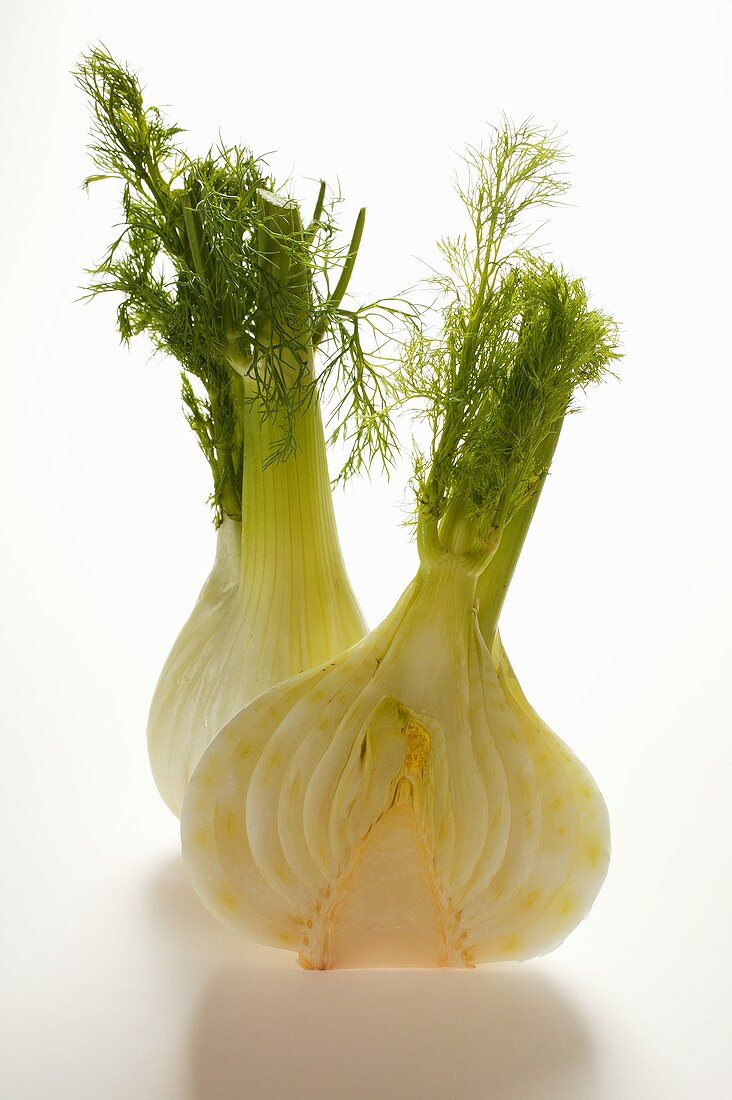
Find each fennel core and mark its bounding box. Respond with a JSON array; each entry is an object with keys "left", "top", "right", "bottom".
[{"left": 75, "top": 47, "right": 398, "bottom": 815}]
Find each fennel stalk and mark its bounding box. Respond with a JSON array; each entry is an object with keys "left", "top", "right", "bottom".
[{"left": 76, "top": 48, "right": 398, "bottom": 814}]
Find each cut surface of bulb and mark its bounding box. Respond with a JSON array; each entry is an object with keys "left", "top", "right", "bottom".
[
  {"left": 182, "top": 557, "right": 609, "bottom": 968},
  {"left": 147, "top": 386, "right": 366, "bottom": 817},
  {"left": 325, "top": 802, "right": 448, "bottom": 969}
]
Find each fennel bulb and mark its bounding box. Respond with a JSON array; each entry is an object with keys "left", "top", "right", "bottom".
[
  {"left": 181, "top": 122, "right": 620, "bottom": 967},
  {"left": 77, "top": 49, "right": 399, "bottom": 814},
  {"left": 147, "top": 380, "right": 366, "bottom": 815},
  {"left": 182, "top": 558, "right": 609, "bottom": 968}
]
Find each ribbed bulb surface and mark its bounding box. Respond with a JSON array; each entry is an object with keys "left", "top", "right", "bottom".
[
  {"left": 147, "top": 388, "right": 366, "bottom": 817},
  {"left": 182, "top": 558, "right": 610, "bottom": 968}
]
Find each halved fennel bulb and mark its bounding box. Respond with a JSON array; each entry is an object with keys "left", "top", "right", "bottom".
[
  {"left": 148, "top": 389, "right": 366, "bottom": 817},
  {"left": 182, "top": 557, "right": 609, "bottom": 968}
]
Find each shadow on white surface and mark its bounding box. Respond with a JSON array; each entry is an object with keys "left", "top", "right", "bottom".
[
  {"left": 147, "top": 857, "right": 602, "bottom": 1100},
  {"left": 147, "top": 852, "right": 249, "bottom": 962},
  {"left": 189, "top": 966, "right": 598, "bottom": 1100}
]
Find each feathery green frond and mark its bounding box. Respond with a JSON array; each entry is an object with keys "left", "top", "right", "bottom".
[
  {"left": 75, "top": 46, "right": 401, "bottom": 518},
  {"left": 400, "top": 120, "right": 620, "bottom": 564}
]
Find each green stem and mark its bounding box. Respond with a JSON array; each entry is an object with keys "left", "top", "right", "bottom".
[
  {"left": 202, "top": 380, "right": 237, "bottom": 523},
  {"left": 305, "top": 180, "right": 327, "bottom": 242},
  {"left": 312, "top": 207, "right": 365, "bottom": 346},
  {"left": 476, "top": 419, "right": 563, "bottom": 644},
  {"left": 436, "top": 496, "right": 474, "bottom": 556},
  {"left": 238, "top": 351, "right": 366, "bottom": 679}
]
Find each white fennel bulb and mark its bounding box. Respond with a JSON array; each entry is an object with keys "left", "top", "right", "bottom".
[
  {"left": 182, "top": 558, "right": 609, "bottom": 968},
  {"left": 181, "top": 120, "right": 621, "bottom": 968},
  {"left": 147, "top": 517, "right": 243, "bottom": 814},
  {"left": 77, "top": 48, "right": 397, "bottom": 816},
  {"left": 148, "top": 387, "right": 366, "bottom": 815}
]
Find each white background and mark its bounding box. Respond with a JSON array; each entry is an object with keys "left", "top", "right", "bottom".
[{"left": 1, "top": 0, "right": 731, "bottom": 1097}]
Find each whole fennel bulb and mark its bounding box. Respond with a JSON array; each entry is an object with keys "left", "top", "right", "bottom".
[
  {"left": 181, "top": 122, "right": 620, "bottom": 968},
  {"left": 147, "top": 384, "right": 366, "bottom": 815},
  {"left": 77, "top": 48, "right": 398, "bottom": 815}
]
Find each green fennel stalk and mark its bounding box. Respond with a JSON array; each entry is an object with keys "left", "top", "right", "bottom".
[{"left": 75, "top": 47, "right": 404, "bottom": 815}]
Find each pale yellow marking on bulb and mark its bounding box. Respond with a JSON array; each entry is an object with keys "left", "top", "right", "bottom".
[
  {"left": 237, "top": 744, "right": 252, "bottom": 761},
  {"left": 219, "top": 890, "right": 238, "bottom": 911},
  {"left": 275, "top": 863, "right": 292, "bottom": 886},
  {"left": 549, "top": 797, "right": 563, "bottom": 812},
  {"left": 225, "top": 812, "right": 238, "bottom": 839},
  {"left": 586, "top": 839, "right": 603, "bottom": 869},
  {"left": 521, "top": 890, "right": 540, "bottom": 910},
  {"left": 264, "top": 751, "right": 281, "bottom": 778},
  {"left": 558, "top": 894, "right": 577, "bottom": 917},
  {"left": 193, "top": 827, "right": 209, "bottom": 849}
]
